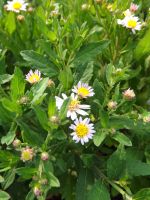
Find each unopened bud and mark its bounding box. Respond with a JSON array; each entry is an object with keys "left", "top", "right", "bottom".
[
  {"left": 18, "top": 96, "right": 29, "bottom": 104},
  {"left": 107, "top": 101, "right": 117, "bottom": 110},
  {"left": 39, "top": 178, "right": 48, "bottom": 185},
  {"left": 17, "top": 15, "right": 25, "bottom": 22},
  {"left": 130, "top": 3, "right": 139, "bottom": 12},
  {"left": 41, "top": 152, "right": 49, "bottom": 161},
  {"left": 13, "top": 139, "right": 21, "bottom": 148},
  {"left": 47, "top": 79, "right": 55, "bottom": 87},
  {"left": 123, "top": 88, "right": 135, "bottom": 100},
  {"left": 28, "top": 7, "right": 34, "bottom": 13},
  {"left": 143, "top": 116, "right": 150, "bottom": 123},
  {"left": 81, "top": 4, "right": 90, "bottom": 11},
  {"left": 50, "top": 116, "right": 59, "bottom": 124},
  {"left": 33, "top": 186, "right": 42, "bottom": 197}
]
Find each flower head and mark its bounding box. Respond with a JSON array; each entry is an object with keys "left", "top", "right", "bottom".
[
  {"left": 6, "top": 0, "right": 28, "bottom": 13},
  {"left": 25, "top": 69, "right": 42, "bottom": 84},
  {"left": 72, "top": 81, "right": 94, "bottom": 99},
  {"left": 21, "top": 147, "right": 34, "bottom": 162},
  {"left": 33, "top": 186, "right": 42, "bottom": 197},
  {"left": 13, "top": 139, "right": 21, "bottom": 148},
  {"left": 55, "top": 93, "right": 90, "bottom": 120},
  {"left": 107, "top": 101, "right": 117, "bottom": 110},
  {"left": 123, "top": 88, "right": 135, "bottom": 100},
  {"left": 130, "top": 3, "right": 139, "bottom": 12},
  {"left": 117, "top": 16, "right": 142, "bottom": 33},
  {"left": 69, "top": 117, "right": 95, "bottom": 145},
  {"left": 41, "top": 152, "right": 49, "bottom": 161}
]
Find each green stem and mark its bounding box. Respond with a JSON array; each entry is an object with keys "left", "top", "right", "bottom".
[{"left": 95, "top": 167, "right": 132, "bottom": 200}]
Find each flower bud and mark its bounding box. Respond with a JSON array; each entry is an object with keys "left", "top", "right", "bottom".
[
  {"left": 33, "top": 186, "right": 42, "bottom": 197},
  {"left": 81, "top": 4, "right": 90, "bottom": 11},
  {"left": 47, "top": 79, "right": 55, "bottom": 87},
  {"left": 107, "top": 101, "right": 117, "bottom": 110},
  {"left": 18, "top": 96, "right": 29, "bottom": 104},
  {"left": 41, "top": 152, "right": 49, "bottom": 161},
  {"left": 130, "top": 3, "right": 138, "bottom": 12},
  {"left": 143, "top": 116, "right": 150, "bottom": 123},
  {"left": 39, "top": 178, "right": 48, "bottom": 185},
  {"left": 123, "top": 88, "right": 135, "bottom": 100},
  {"left": 17, "top": 15, "right": 25, "bottom": 22},
  {"left": 50, "top": 116, "right": 59, "bottom": 124},
  {"left": 21, "top": 147, "right": 34, "bottom": 162},
  {"left": 28, "top": 7, "right": 34, "bottom": 13},
  {"left": 13, "top": 139, "right": 21, "bottom": 148}
]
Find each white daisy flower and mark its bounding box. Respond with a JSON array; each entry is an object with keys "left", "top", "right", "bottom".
[
  {"left": 72, "top": 81, "right": 94, "bottom": 98},
  {"left": 117, "top": 16, "right": 142, "bottom": 33},
  {"left": 6, "top": 0, "right": 28, "bottom": 13},
  {"left": 55, "top": 93, "right": 90, "bottom": 120},
  {"left": 69, "top": 117, "right": 95, "bottom": 145},
  {"left": 25, "top": 69, "right": 42, "bottom": 84}
]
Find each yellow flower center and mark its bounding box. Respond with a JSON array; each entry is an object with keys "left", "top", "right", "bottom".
[
  {"left": 69, "top": 100, "right": 80, "bottom": 111},
  {"left": 76, "top": 124, "right": 89, "bottom": 138},
  {"left": 22, "top": 151, "right": 32, "bottom": 161},
  {"left": 127, "top": 19, "right": 137, "bottom": 28},
  {"left": 13, "top": 2, "right": 22, "bottom": 10},
  {"left": 28, "top": 74, "right": 41, "bottom": 83},
  {"left": 78, "top": 87, "right": 89, "bottom": 97}
]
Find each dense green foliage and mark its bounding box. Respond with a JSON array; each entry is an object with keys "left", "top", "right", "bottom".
[{"left": 0, "top": 0, "right": 150, "bottom": 199}]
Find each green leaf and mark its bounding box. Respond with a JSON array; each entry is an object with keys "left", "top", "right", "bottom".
[
  {"left": 25, "top": 190, "right": 35, "bottom": 200},
  {"left": 48, "top": 96, "right": 56, "bottom": 118},
  {"left": 1, "top": 122, "right": 17, "bottom": 145},
  {"left": 99, "top": 110, "right": 109, "bottom": 128},
  {"left": 31, "top": 78, "right": 49, "bottom": 105},
  {"left": 0, "top": 74, "right": 12, "bottom": 85},
  {"left": 16, "top": 167, "right": 37, "bottom": 180},
  {"left": 0, "top": 190, "right": 10, "bottom": 200},
  {"left": 2, "top": 169, "right": 15, "bottom": 190},
  {"left": 10, "top": 67, "right": 25, "bottom": 101},
  {"left": 0, "top": 175, "right": 4, "bottom": 183},
  {"left": 58, "top": 67, "right": 73, "bottom": 90},
  {"left": 59, "top": 97, "right": 71, "bottom": 120},
  {"left": 1, "top": 98, "right": 21, "bottom": 114},
  {"left": 133, "top": 188, "right": 150, "bottom": 200},
  {"left": 73, "top": 40, "right": 110, "bottom": 65},
  {"left": 87, "top": 180, "right": 111, "bottom": 200},
  {"left": 134, "top": 28, "right": 150, "bottom": 60},
  {"left": 112, "top": 132, "right": 132, "bottom": 146},
  {"left": 20, "top": 50, "right": 58, "bottom": 77},
  {"left": 47, "top": 171, "right": 60, "bottom": 187},
  {"left": 93, "top": 79, "right": 105, "bottom": 104},
  {"left": 34, "top": 106, "right": 49, "bottom": 131},
  {"left": 80, "top": 62, "right": 93, "bottom": 83},
  {"left": 18, "top": 121, "right": 44, "bottom": 146},
  {"left": 5, "top": 12, "right": 16, "bottom": 34},
  {"left": 106, "top": 64, "right": 114, "bottom": 86},
  {"left": 93, "top": 130, "right": 107, "bottom": 147}
]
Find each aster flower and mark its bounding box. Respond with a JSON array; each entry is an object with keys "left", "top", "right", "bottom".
[
  {"left": 21, "top": 147, "right": 34, "bottom": 162},
  {"left": 69, "top": 117, "right": 95, "bottom": 145},
  {"left": 25, "top": 69, "right": 42, "bottom": 84},
  {"left": 6, "top": 0, "right": 28, "bottom": 13},
  {"left": 117, "top": 15, "right": 142, "bottom": 33},
  {"left": 55, "top": 93, "right": 90, "bottom": 120},
  {"left": 72, "top": 81, "right": 94, "bottom": 98}
]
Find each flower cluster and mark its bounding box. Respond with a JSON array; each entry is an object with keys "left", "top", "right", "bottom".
[
  {"left": 55, "top": 81, "right": 95, "bottom": 145},
  {"left": 117, "top": 3, "right": 142, "bottom": 33}
]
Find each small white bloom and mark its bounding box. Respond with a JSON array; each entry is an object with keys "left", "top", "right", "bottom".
[
  {"left": 55, "top": 93, "right": 90, "bottom": 120},
  {"left": 69, "top": 117, "right": 95, "bottom": 145},
  {"left": 117, "top": 15, "right": 142, "bottom": 33},
  {"left": 25, "top": 69, "right": 42, "bottom": 84},
  {"left": 72, "top": 81, "right": 94, "bottom": 98},
  {"left": 6, "top": 0, "right": 28, "bottom": 13}
]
